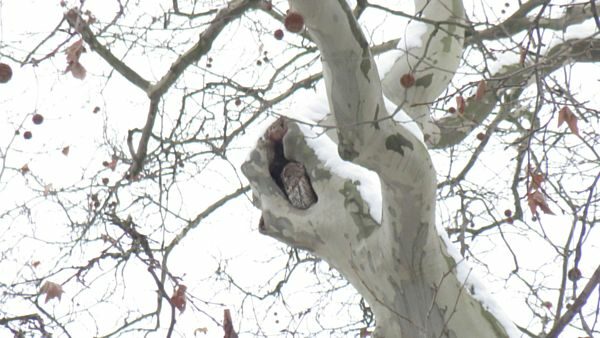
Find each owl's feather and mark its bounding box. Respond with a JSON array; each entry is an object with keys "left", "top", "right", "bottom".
[{"left": 281, "top": 162, "right": 317, "bottom": 209}]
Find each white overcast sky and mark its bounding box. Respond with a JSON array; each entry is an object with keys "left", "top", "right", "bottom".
[{"left": 1, "top": 0, "right": 599, "bottom": 337}]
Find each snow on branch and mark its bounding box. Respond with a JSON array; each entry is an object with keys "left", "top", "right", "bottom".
[
  {"left": 379, "top": 0, "right": 466, "bottom": 145},
  {"left": 287, "top": 0, "right": 433, "bottom": 186},
  {"left": 435, "top": 37, "right": 600, "bottom": 148}
]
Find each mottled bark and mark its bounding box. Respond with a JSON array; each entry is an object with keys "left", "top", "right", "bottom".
[{"left": 243, "top": 0, "right": 518, "bottom": 337}]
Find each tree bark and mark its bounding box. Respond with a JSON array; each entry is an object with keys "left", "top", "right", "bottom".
[{"left": 243, "top": 0, "right": 518, "bottom": 336}]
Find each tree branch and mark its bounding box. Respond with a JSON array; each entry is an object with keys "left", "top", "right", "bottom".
[
  {"left": 547, "top": 265, "right": 600, "bottom": 338},
  {"left": 149, "top": 0, "right": 259, "bottom": 99},
  {"left": 466, "top": 1, "right": 600, "bottom": 45},
  {"left": 0, "top": 313, "right": 43, "bottom": 326},
  {"left": 65, "top": 9, "right": 151, "bottom": 92},
  {"left": 166, "top": 185, "right": 251, "bottom": 251},
  {"left": 128, "top": 98, "right": 160, "bottom": 177},
  {"left": 435, "top": 37, "right": 600, "bottom": 149}
]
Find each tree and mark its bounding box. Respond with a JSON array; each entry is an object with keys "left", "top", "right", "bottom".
[
  {"left": 0, "top": 0, "right": 598, "bottom": 337},
  {"left": 242, "top": 0, "right": 517, "bottom": 336}
]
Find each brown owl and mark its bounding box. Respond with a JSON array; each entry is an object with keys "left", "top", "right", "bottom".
[
  {"left": 280, "top": 161, "right": 317, "bottom": 209},
  {"left": 262, "top": 117, "right": 317, "bottom": 210}
]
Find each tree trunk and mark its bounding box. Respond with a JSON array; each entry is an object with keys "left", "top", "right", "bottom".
[{"left": 243, "top": 0, "right": 518, "bottom": 336}]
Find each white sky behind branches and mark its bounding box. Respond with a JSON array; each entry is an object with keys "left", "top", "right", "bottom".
[{"left": 0, "top": 0, "right": 598, "bottom": 337}]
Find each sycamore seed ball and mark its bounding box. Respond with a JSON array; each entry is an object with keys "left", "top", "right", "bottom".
[
  {"left": 274, "top": 29, "right": 284, "bottom": 40},
  {"left": 0, "top": 63, "right": 13, "bottom": 83},
  {"left": 284, "top": 12, "right": 304, "bottom": 33},
  {"left": 32, "top": 114, "right": 44, "bottom": 125}
]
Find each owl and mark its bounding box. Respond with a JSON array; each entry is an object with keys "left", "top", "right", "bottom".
[
  {"left": 262, "top": 117, "right": 317, "bottom": 210},
  {"left": 280, "top": 161, "right": 317, "bottom": 209}
]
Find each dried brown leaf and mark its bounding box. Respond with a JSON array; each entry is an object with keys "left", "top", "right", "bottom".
[
  {"left": 530, "top": 172, "right": 544, "bottom": 191},
  {"left": 65, "top": 8, "right": 86, "bottom": 33},
  {"left": 558, "top": 106, "right": 579, "bottom": 136},
  {"left": 65, "top": 39, "right": 87, "bottom": 80},
  {"left": 65, "top": 39, "right": 85, "bottom": 64},
  {"left": 527, "top": 191, "right": 555, "bottom": 216},
  {"left": 40, "top": 281, "right": 64, "bottom": 303},
  {"left": 194, "top": 327, "right": 208, "bottom": 335},
  {"left": 170, "top": 285, "right": 187, "bottom": 312},
  {"left": 66, "top": 61, "right": 86, "bottom": 80}
]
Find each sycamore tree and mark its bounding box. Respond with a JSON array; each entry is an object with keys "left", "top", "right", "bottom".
[{"left": 0, "top": 0, "right": 598, "bottom": 337}]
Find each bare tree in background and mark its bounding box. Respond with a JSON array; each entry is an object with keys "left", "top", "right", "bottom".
[{"left": 0, "top": 0, "right": 598, "bottom": 337}]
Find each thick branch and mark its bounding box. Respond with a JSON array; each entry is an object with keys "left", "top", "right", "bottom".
[
  {"left": 435, "top": 37, "right": 600, "bottom": 149},
  {"left": 128, "top": 98, "right": 160, "bottom": 177},
  {"left": 0, "top": 313, "right": 49, "bottom": 336},
  {"left": 290, "top": 1, "right": 384, "bottom": 156},
  {"left": 0, "top": 313, "right": 44, "bottom": 326},
  {"left": 466, "top": 1, "right": 600, "bottom": 44},
  {"left": 379, "top": 0, "right": 465, "bottom": 145},
  {"left": 289, "top": 0, "right": 429, "bottom": 186}
]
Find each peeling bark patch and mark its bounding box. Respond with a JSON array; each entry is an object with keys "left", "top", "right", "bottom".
[
  {"left": 338, "top": 0, "right": 367, "bottom": 51},
  {"left": 264, "top": 214, "right": 323, "bottom": 251},
  {"left": 337, "top": 0, "right": 372, "bottom": 81},
  {"left": 339, "top": 145, "right": 359, "bottom": 161},
  {"left": 387, "top": 276, "right": 400, "bottom": 294},
  {"left": 440, "top": 246, "right": 458, "bottom": 272},
  {"left": 441, "top": 35, "right": 453, "bottom": 52},
  {"left": 415, "top": 73, "right": 433, "bottom": 88},
  {"left": 385, "top": 134, "right": 414, "bottom": 156},
  {"left": 313, "top": 167, "right": 332, "bottom": 180},
  {"left": 360, "top": 58, "right": 372, "bottom": 82},
  {"left": 412, "top": 222, "right": 429, "bottom": 272},
  {"left": 367, "top": 251, "right": 376, "bottom": 273},
  {"left": 387, "top": 206, "right": 397, "bottom": 218},
  {"left": 339, "top": 181, "right": 378, "bottom": 239},
  {"left": 251, "top": 193, "right": 261, "bottom": 208},
  {"left": 372, "top": 104, "right": 380, "bottom": 129},
  {"left": 241, "top": 162, "right": 280, "bottom": 197},
  {"left": 338, "top": 133, "right": 360, "bottom": 160},
  {"left": 264, "top": 213, "right": 292, "bottom": 234}
]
